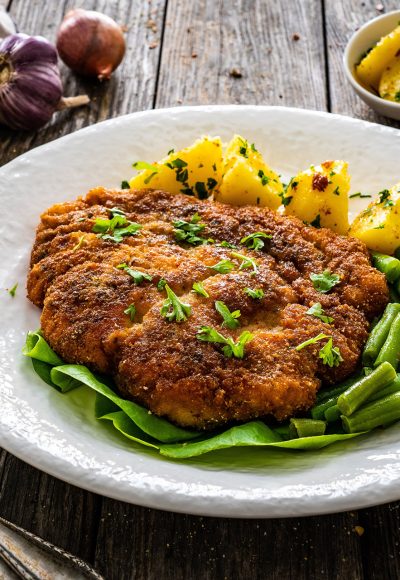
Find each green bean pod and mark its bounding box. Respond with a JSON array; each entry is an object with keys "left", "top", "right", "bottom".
[
  {"left": 367, "top": 375, "right": 400, "bottom": 403},
  {"left": 289, "top": 418, "right": 326, "bottom": 438},
  {"left": 324, "top": 404, "right": 341, "bottom": 423},
  {"left": 342, "top": 392, "right": 400, "bottom": 433},
  {"left": 374, "top": 313, "right": 400, "bottom": 370},
  {"left": 362, "top": 303, "right": 400, "bottom": 366},
  {"left": 337, "top": 362, "right": 397, "bottom": 416},
  {"left": 371, "top": 252, "right": 400, "bottom": 282},
  {"left": 316, "top": 374, "right": 361, "bottom": 405}
]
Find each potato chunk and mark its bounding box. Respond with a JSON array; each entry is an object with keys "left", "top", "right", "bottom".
[
  {"left": 356, "top": 25, "right": 400, "bottom": 91},
  {"left": 283, "top": 160, "right": 350, "bottom": 234},
  {"left": 349, "top": 182, "right": 400, "bottom": 254},
  {"left": 379, "top": 55, "right": 400, "bottom": 102},
  {"left": 129, "top": 136, "right": 223, "bottom": 199},
  {"left": 214, "top": 135, "right": 283, "bottom": 209}
]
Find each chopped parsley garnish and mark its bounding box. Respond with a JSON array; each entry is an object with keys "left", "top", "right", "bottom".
[
  {"left": 121, "top": 180, "right": 130, "bottom": 189},
  {"left": 250, "top": 143, "right": 258, "bottom": 153},
  {"left": 349, "top": 192, "right": 372, "bottom": 199},
  {"left": 373, "top": 225, "right": 385, "bottom": 230},
  {"left": 196, "top": 326, "right": 253, "bottom": 358},
  {"left": 319, "top": 338, "right": 343, "bottom": 367},
  {"left": 8, "top": 283, "right": 17, "bottom": 297},
  {"left": 207, "top": 177, "right": 218, "bottom": 191},
  {"left": 173, "top": 213, "right": 208, "bottom": 245},
  {"left": 333, "top": 186, "right": 340, "bottom": 196},
  {"left": 124, "top": 304, "right": 136, "bottom": 321},
  {"left": 195, "top": 181, "right": 208, "bottom": 199},
  {"left": 93, "top": 208, "right": 142, "bottom": 243},
  {"left": 258, "top": 169, "right": 270, "bottom": 186},
  {"left": 160, "top": 284, "right": 191, "bottom": 322},
  {"left": 295, "top": 333, "right": 342, "bottom": 367},
  {"left": 165, "top": 158, "right": 188, "bottom": 169},
  {"left": 157, "top": 278, "right": 167, "bottom": 291},
  {"left": 378, "top": 189, "right": 393, "bottom": 207},
  {"left": 117, "top": 263, "right": 153, "bottom": 284},
  {"left": 144, "top": 172, "right": 158, "bottom": 185},
  {"left": 219, "top": 240, "right": 237, "bottom": 249},
  {"left": 244, "top": 287, "right": 264, "bottom": 299},
  {"left": 306, "top": 303, "right": 334, "bottom": 324},
  {"left": 295, "top": 333, "right": 330, "bottom": 351},
  {"left": 237, "top": 137, "right": 249, "bottom": 158},
  {"left": 132, "top": 161, "right": 159, "bottom": 172},
  {"left": 240, "top": 231, "right": 271, "bottom": 251},
  {"left": 310, "top": 270, "right": 340, "bottom": 293},
  {"left": 167, "top": 148, "right": 175, "bottom": 155},
  {"left": 309, "top": 214, "right": 321, "bottom": 228},
  {"left": 192, "top": 281, "right": 209, "bottom": 298},
  {"left": 231, "top": 251, "right": 258, "bottom": 273},
  {"left": 280, "top": 193, "right": 293, "bottom": 207},
  {"left": 208, "top": 259, "right": 235, "bottom": 274},
  {"left": 72, "top": 235, "right": 86, "bottom": 252},
  {"left": 215, "top": 300, "right": 241, "bottom": 329}
]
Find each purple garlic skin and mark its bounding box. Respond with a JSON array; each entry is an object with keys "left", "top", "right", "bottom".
[{"left": 0, "top": 33, "right": 62, "bottom": 130}]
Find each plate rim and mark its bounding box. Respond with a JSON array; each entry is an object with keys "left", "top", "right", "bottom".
[{"left": 1, "top": 104, "right": 400, "bottom": 518}]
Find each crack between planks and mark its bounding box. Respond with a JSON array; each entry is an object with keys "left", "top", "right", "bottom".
[
  {"left": 321, "top": 0, "right": 331, "bottom": 112},
  {"left": 152, "top": 0, "right": 169, "bottom": 109}
]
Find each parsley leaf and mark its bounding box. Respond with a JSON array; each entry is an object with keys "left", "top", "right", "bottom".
[
  {"left": 295, "top": 333, "right": 330, "bottom": 351},
  {"left": 192, "top": 281, "right": 209, "bottom": 298},
  {"left": 160, "top": 284, "right": 191, "bottom": 322},
  {"left": 218, "top": 241, "right": 237, "bottom": 249},
  {"left": 173, "top": 214, "right": 209, "bottom": 245},
  {"left": 117, "top": 263, "right": 153, "bottom": 284},
  {"left": 349, "top": 192, "right": 372, "bottom": 199},
  {"left": 196, "top": 326, "right": 253, "bottom": 358},
  {"left": 93, "top": 209, "right": 142, "bottom": 243},
  {"left": 378, "top": 189, "right": 394, "bottom": 208},
  {"left": 231, "top": 251, "right": 258, "bottom": 273},
  {"left": 215, "top": 300, "right": 241, "bottom": 329},
  {"left": 309, "top": 214, "right": 321, "bottom": 228},
  {"left": 8, "top": 283, "right": 17, "bottom": 297},
  {"left": 157, "top": 278, "right": 167, "bottom": 291},
  {"left": 124, "top": 304, "right": 136, "bottom": 321},
  {"left": 244, "top": 287, "right": 264, "bottom": 299},
  {"left": 132, "top": 161, "right": 159, "bottom": 172},
  {"left": 258, "top": 169, "right": 270, "bottom": 186},
  {"left": 310, "top": 270, "right": 340, "bottom": 293},
  {"left": 208, "top": 259, "right": 235, "bottom": 274},
  {"left": 306, "top": 303, "right": 334, "bottom": 324},
  {"left": 319, "top": 337, "right": 343, "bottom": 367},
  {"left": 240, "top": 232, "right": 271, "bottom": 251},
  {"left": 72, "top": 235, "right": 86, "bottom": 252},
  {"left": 195, "top": 181, "right": 208, "bottom": 199},
  {"left": 121, "top": 180, "right": 130, "bottom": 189},
  {"left": 237, "top": 137, "right": 249, "bottom": 158}
]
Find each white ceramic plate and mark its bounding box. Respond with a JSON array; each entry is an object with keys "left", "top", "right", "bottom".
[{"left": 1, "top": 106, "right": 400, "bottom": 518}]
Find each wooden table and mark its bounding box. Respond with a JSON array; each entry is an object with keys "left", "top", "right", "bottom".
[{"left": 1, "top": 1, "right": 399, "bottom": 578}]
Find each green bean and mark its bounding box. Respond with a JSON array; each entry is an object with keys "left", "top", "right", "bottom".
[
  {"left": 366, "top": 375, "right": 400, "bottom": 403},
  {"left": 374, "top": 313, "right": 400, "bottom": 370},
  {"left": 342, "top": 392, "right": 400, "bottom": 433},
  {"left": 371, "top": 252, "right": 400, "bottom": 283},
  {"left": 274, "top": 424, "right": 291, "bottom": 439},
  {"left": 337, "top": 362, "right": 397, "bottom": 416},
  {"left": 324, "top": 404, "right": 341, "bottom": 423},
  {"left": 316, "top": 374, "right": 362, "bottom": 405},
  {"left": 289, "top": 418, "right": 326, "bottom": 438},
  {"left": 389, "top": 285, "right": 400, "bottom": 304},
  {"left": 362, "top": 303, "right": 400, "bottom": 366},
  {"left": 311, "top": 395, "right": 338, "bottom": 420}
]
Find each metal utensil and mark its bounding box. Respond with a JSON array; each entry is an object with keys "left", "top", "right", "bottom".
[{"left": 0, "top": 516, "right": 104, "bottom": 579}]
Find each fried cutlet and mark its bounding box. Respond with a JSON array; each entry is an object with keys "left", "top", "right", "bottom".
[{"left": 27, "top": 188, "right": 389, "bottom": 429}]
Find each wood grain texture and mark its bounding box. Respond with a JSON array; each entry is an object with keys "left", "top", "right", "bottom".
[
  {"left": 0, "top": 0, "right": 166, "bottom": 166},
  {"left": 156, "top": 0, "right": 327, "bottom": 110},
  {"left": 94, "top": 503, "right": 364, "bottom": 580},
  {"left": 325, "top": 0, "right": 400, "bottom": 127}
]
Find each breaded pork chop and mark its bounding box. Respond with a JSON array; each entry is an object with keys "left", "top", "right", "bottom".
[{"left": 28, "top": 187, "right": 389, "bottom": 429}]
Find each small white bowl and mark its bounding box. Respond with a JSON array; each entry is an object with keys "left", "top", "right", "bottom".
[{"left": 344, "top": 10, "right": 400, "bottom": 120}]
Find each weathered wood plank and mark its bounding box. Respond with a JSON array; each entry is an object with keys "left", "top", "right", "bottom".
[
  {"left": 325, "top": 0, "right": 400, "bottom": 127},
  {"left": 94, "top": 502, "right": 364, "bottom": 580},
  {"left": 0, "top": 0, "right": 166, "bottom": 166},
  {"left": 156, "top": 0, "right": 327, "bottom": 110}
]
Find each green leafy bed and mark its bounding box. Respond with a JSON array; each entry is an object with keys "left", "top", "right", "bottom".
[{"left": 23, "top": 331, "right": 366, "bottom": 460}]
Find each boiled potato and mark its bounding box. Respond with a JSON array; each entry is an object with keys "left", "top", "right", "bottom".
[
  {"left": 356, "top": 25, "right": 400, "bottom": 91},
  {"left": 129, "top": 136, "right": 223, "bottom": 199},
  {"left": 349, "top": 182, "right": 400, "bottom": 254},
  {"left": 214, "top": 135, "right": 283, "bottom": 209},
  {"left": 283, "top": 160, "right": 350, "bottom": 234},
  {"left": 379, "top": 55, "right": 400, "bottom": 102}
]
